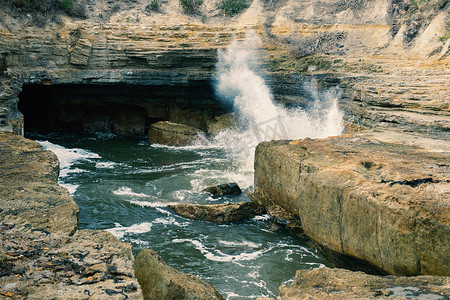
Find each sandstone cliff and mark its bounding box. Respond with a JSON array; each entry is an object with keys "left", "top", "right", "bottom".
[
  {"left": 0, "top": 0, "right": 449, "bottom": 297},
  {"left": 0, "top": 0, "right": 448, "bottom": 136}
]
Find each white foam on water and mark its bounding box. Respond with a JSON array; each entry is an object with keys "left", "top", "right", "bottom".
[
  {"left": 130, "top": 239, "right": 150, "bottom": 247},
  {"left": 190, "top": 168, "right": 253, "bottom": 191},
  {"left": 96, "top": 161, "right": 118, "bottom": 169},
  {"left": 128, "top": 200, "right": 179, "bottom": 208},
  {"left": 212, "top": 31, "right": 344, "bottom": 175},
  {"left": 113, "top": 186, "right": 151, "bottom": 198},
  {"left": 219, "top": 240, "right": 262, "bottom": 249},
  {"left": 153, "top": 217, "right": 188, "bottom": 227},
  {"left": 39, "top": 140, "right": 101, "bottom": 178},
  {"left": 172, "top": 238, "right": 266, "bottom": 262},
  {"left": 105, "top": 222, "right": 153, "bottom": 239},
  {"left": 61, "top": 183, "right": 80, "bottom": 195}
]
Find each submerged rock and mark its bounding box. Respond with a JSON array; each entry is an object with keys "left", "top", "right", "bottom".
[
  {"left": 204, "top": 182, "right": 242, "bottom": 196},
  {"left": 149, "top": 121, "right": 205, "bottom": 146},
  {"left": 169, "top": 202, "right": 265, "bottom": 224},
  {"left": 279, "top": 268, "right": 450, "bottom": 299},
  {"left": 135, "top": 248, "right": 224, "bottom": 300}
]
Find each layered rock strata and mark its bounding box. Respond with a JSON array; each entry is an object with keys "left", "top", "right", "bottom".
[
  {"left": 0, "top": 132, "right": 143, "bottom": 299},
  {"left": 254, "top": 132, "right": 450, "bottom": 276}
]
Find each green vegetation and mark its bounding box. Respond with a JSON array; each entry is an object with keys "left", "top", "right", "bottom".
[
  {"left": 439, "top": 22, "right": 450, "bottom": 44},
  {"left": 111, "top": 4, "right": 120, "bottom": 13},
  {"left": 145, "top": 0, "right": 160, "bottom": 12},
  {"left": 219, "top": 0, "right": 250, "bottom": 16},
  {"left": 0, "top": 0, "right": 87, "bottom": 26},
  {"left": 180, "top": 0, "right": 203, "bottom": 14}
]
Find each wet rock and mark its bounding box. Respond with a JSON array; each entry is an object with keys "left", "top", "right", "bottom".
[
  {"left": 254, "top": 132, "right": 450, "bottom": 276},
  {"left": 206, "top": 113, "right": 239, "bottom": 136},
  {"left": 169, "top": 201, "right": 265, "bottom": 224},
  {"left": 135, "top": 248, "right": 224, "bottom": 300},
  {"left": 204, "top": 182, "right": 242, "bottom": 196},
  {"left": 279, "top": 268, "right": 450, "bottom": 299},
  {"left": 149, "top": 121, "right": 205, "bottom": 146}
]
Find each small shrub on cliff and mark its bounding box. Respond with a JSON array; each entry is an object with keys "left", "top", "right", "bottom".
[
  {"left": 289, "top": 32, "right": 346, "bottom": 58},
  {"left": 439, "top": 22, "right": 450, "bottom": 44},
  {"left": 145, "top": 0, "right": 160, "bottom": 12},
  {"left": 0, "top": 0, "right": 86, "bottom": 26},
  {"left": 60, "top": 0, "right": 87, "bottom": 18},
  {"left": 180, "top": 0, "right": 203, "bottom": 14},
  {"left": 219, "top": 0, "right": 250, "bottom": 16}
]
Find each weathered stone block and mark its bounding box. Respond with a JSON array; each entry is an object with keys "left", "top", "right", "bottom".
[
  {"left": 70, "top": 39, "right": 92, "bottom": 66},
  {"left": 254, "top": 134, "right": 450, "bottom": 276}
]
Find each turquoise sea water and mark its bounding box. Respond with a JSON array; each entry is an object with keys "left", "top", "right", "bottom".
[{"left": 33, "top": 132, "right": 328, "bottom": 299}]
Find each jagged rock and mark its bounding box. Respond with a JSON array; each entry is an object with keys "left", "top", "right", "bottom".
[
  {"left": 69, "top": 38, "right": 92, "bottom": 66},
  {"left": 278, "top": 268, "right": 450, "bottom": 299},
  {"left": 168, "top": 201, "right": 265, "bottom": 223},
  {"left": 149, "top": 121, "right": 205, "bottom": 146},
  {"left": 204, "top": 182, "right": 242, "bottom": 196},
  {"left": 0, "top": 133, "right": 143, "bottom": 299},
  {"left": 135, "top": 248, "right": 224, "bottom": 300},
  {"left": 254, "top": 132, "right": 450, "bottom": 276}
]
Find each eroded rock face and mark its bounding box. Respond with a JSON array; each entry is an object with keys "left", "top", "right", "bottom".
[
  {"left": 278, "top": 268, "right": 450, "bottom": 299},
  {"left": 149, "top": 121, "right": 205, "bottom": 146},
  {"left": 0, "top": 132, "right": 143, "bottom": 299},
  {"left": 135, "top": 248, "right": 224, "bottom": 300},
  {"left": 0, "top": 132, "right": 78, "bottom": 234},
  {"left": 169, "top": 201, "right": 265, "bottom": 223},
  {"left": 0, "top": 229, "right": 142, "bottom": 299},
  {"left": 254, "top": 132, "right": 450, "bottom": 276}
]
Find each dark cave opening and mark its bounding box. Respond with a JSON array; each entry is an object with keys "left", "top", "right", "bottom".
[{"left": 18, "top": 83, "right": 223, "bottom": 137}]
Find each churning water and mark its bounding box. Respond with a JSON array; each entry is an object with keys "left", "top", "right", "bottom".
[
  {"left": 213, "top": 32, "right": 343, "bottom": 171},
  {"left": 34, "top": 33, "right": 344, "bottom": 299}
]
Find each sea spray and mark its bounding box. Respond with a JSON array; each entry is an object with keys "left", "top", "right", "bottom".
[{"left": 212, "top": 32, "right": 344, "bottom": 172}]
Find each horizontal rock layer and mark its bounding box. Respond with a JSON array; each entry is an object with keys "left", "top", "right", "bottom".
[{"left": 254, "top": 133, "right": 450, "bottom": 276}]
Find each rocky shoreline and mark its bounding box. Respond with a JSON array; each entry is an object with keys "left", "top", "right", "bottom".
[
  {"left": 0, "top": 132, "right": 143, "bottom": 299},
  {"left": 1, "top": 0, "right": 449, "bottom": 298}
]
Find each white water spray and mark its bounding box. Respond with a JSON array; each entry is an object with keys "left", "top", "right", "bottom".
[{"left": 212, "top": 32, "right": 344, "bottom": 173}]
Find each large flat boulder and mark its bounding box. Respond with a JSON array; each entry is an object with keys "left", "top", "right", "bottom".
[
  {"left": 135, "top": 248, "right": 224, "bottom": 300},
  {"left": 169, "top": 201, "right": 265, "bottom": 223},
  {"left": 254, "top": 132, "right": 450, "bottom": 276}
]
